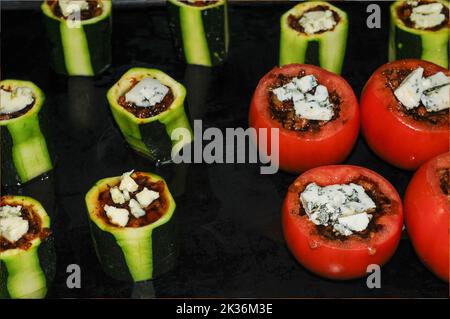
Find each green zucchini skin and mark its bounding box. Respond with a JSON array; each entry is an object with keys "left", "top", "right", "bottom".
[
  {"left": 0, "top": 196, "right": 55, "bottom": 299},
  {"left": 41, "top": 0, "right": 112, "bottom": 76},
  {"left": 0, "top": 80, "right": 53, "bottom": 186},
  {"left": 107, "top": 68, "right": 193, "bottom": 163},
  {"left": 389, "top": 0, "right": 449, "bottom": 68},
  {"left": 85, "top": 173, "right": 178, "bottom": 282},
  {"left": 167, "top": 0, "right": 229, "bottom": 67},
  {"left": 279, "top": 1, "right": 348, "bottom": 74}
]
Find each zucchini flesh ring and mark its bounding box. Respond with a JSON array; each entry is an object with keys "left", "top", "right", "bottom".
[
  {"left": 0, "top": 80, "right": 53, "bottom": 186},
  {"left": 107, "top": 68, "right": 193, "bottom": 162},
  {"left": 41, "top": 0, "right": 112, "bottom": 76},
  {"left": 167, "top": 0, "right": 229, "bottom": 67},
  {"left": 85, "top": 174, "right": 177, "bottom": 282},
  {"left": 279, "top": 1, "right": 348, "bottom": 74},
  {"left": 389, "top": 0, "right": 449, "bottom": 68}
]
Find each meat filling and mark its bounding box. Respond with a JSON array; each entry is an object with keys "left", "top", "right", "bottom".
[
  {"left": 298, "top": 176, "right": 391, "bottom": 241},
  {"left": 397, "top": 0, "right": 449, "bottom": 31},
  {"left": 0, "top": 202, "right": 51, "bottom": 252},
  {"left": 439, "top": 168, "right": 449, "bottom": 195},
  {"left": 179, "top": 0, "right": 219, "bottom": 6},
  {"left": 383, "top": 68, "right": 449, "bottom": 125},
  {"left": 47, "top": 0, "right": 103, "bottom": 20},
  {"left": 118, "top": 79, "right": 174, "bottom": 119},
  {"left": 269, "top": 71, "right": 341, "bottom": 133},
  {"left": 97, "top": 172, "right": 168, "bottom": 228},
  {"left": 0, "top": 86, "right": 35, "bottom": 121},
  {"left": 288, "top": 5, "right": 341, "bottom": 34}
]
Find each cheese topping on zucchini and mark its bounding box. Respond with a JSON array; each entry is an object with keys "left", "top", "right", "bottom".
[
  {"left": 105, "top": 171, "right": 161, "bottom": 227},
  {"left": 409, "top": 2, "right": 445, "bottom": 29},
  {"left": 272, "top": 74, "right": 334, "bottom": 121},
  {"left": 394, "top": 67, "right": 449, "bottom": 112},
  {"left": 299, "top": 10, "right": 337, "bottom": 35},
  {"left": 300, "top": 183, "right": 376, "bottom": 236},
  {"left": 125, "top": 77, "right": 170, "bottom": 108},
  {"left": 0, "top": 87, "right": 34, "bottom": 115},
  {"left": 58, "top": 0, "right": 89, "bottom": 17},
  {"left": 0, "top": 205, "right": 29, "bottom": 243}
]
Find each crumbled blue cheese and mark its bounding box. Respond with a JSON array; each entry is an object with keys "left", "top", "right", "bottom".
[
  {"left": 104, "top": 205, "right": 129, "bottom": 227},
  {"left": 394, "top": 68, "right": 449, "bottom": 112},
  {"left": 299, "top": 10, "right": 337, "bottom": 35},
  {"left": 300, "top": 182, "right": 376, "bottom": 236},
  {"left": 272, "top": 74, "right": 334, "bottom": 121},
  {"left": 135, "top": 187, "right": 160, "bottom": 208},
  {"left": 0, "top": 87, "right": 34, "bottom": 115},
  {"left": 410, "top": 3, "right": 445, "bottom": 29},
  {"left": 110, "top": 186, "right": 126, "bottom": 205},
  {"left": 0, "top": 205, "right": 29, "bottom": 243},
  {"left": 125, "top": 77, "right": 169, "bottom": 108},
  {"left": 119, "top": 171, "right": 139, "bottom": 193},
  {"left": 59, "top": 0, "right": 89, "bottom": 17},
  {"left": 129, "top": 199, "right": 146, "bottom": 218}
]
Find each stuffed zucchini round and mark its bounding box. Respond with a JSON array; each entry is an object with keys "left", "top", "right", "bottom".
[
  {"left": 0, "top": 196, "right": 55, "bottom": 299},
  {"left": 0, "top": 80, "right": 53, "bottom": 186},
  {"left": 107, "top": 68, "right": 193, "bottom": 162},
  {"left": 41, "top": 0, "right": 112, "bottom": 76},
  {"left": 167, "top": 0, "right": 229, "bottom": 67},
  {"left": 85, "top": 171, "right": 177, "bottom": 282},
  {"left": 279, "top": 1, "right": 348, "bottom": 74},
  {"left": 389, "top": 0, "right": 449, "bottom": 68}
]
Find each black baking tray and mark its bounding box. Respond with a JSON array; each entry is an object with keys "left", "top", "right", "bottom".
[{"left": 1, "top": 1, "right": 447, "bottom": 298}]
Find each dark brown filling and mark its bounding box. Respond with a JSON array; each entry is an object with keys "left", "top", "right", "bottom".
[
  {"left": 269, "top": 71, "right": 341, "bottom": 133},
  {"left": 97, "top": 172, "right": 168, "bottom": 228},
  {"left": 118, "top": 79, "right": 174, "bottom": 119},
  {"left": 439, "top": 168, "right": 449, "bottom": 195},
  {"left": 47, "top": 0, "right": 103, "bottom": 20},
  {"left": 0, "top": 202, "right": 51, "bottom": 252},
  {"left": 179, "top": 0, "right": 218, "bottom": 7},
  {"left": 397, "top": 0, "right": 449, "bottom": 31},
  {"left": 0, "top": 86, "right": 35, "bottom": 121},
  {"left": 299, "top": 176, "right": 392, "bottom": 241},
  {"left": 383, "top": 68, "right": 449, "bottom": 125},
  {"left": 288, "top": 5, "right": 341, "bottom": 34}
]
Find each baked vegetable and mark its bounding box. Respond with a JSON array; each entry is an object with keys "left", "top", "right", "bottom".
[
  {"left": 389, "top": 0, "right": 449, "bottom": 68},
  {"left": 0, "top": 80, "right": 53, "bottom": 186},
  {"left": 167, "top": 0, "right": 229, "bottom": 67},
  {"left": 85, "top": 171, "right": 177, "bottom": 282},
  {"left": 0, "top": 196, "right": 55, "bottom": 299},
  {"left": 279, "top": 1, "right": 348, "bottom": 74},
  {"left": 107, "top": 68, "right": 193, "bottom": 162},
  {"left": 41, "top": 0, "right": 112, "bottom": 76}
]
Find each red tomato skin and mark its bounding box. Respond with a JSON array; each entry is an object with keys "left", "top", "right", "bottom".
[
  {"left": 249, "top": 64, "right": 359, "bottom": 174},
  {"left": 282, "top": 165, "right": 403, "bottom": 280},
  {"left": 360, "top": 59, "right": 449, "bottom": 171},
  {"left": 404, "top": 153, "right": 449, "bottom": 282}
]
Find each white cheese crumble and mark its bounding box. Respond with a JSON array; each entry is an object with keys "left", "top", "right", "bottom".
[
  {"left": 272, "top": 74, "right": 334, "bottom": 121},
  {"left": 0, "top": 87, "right": 34, "bottom": 115},
  {"left": 0, "top": 205, "right": 29, "bottom": 243},
  {"left": 300, "top": 182, "right": 376, "bottom": 236},
  {"left": 409, "top": 2, "right": 445, "bottom": 29},
  {"left": 110, "top": 186, "right": 126, "bottom": 205},
  {"left": 104, "top": 205, "right": 129, "bottom": 227},
  {"left": 58, "top": 0, "right": 89, "bottom": 17},
  {"left": 135, "top": 187, "right": 160, "bottom": 208},
  {"left": 394, "top": 68, "right": 449, "bottom": 112},
  {"left": 119, "top": 171, "right": 139, "bottom": 193},
  {"left": 129, "top": 199, "right": 146, "bottom": 218},
  {"left": 299, "top": 10, "right": 337, "bottom": 35},
  {"left": 125, "top": 77, "right": 169, "bottom": 108}
]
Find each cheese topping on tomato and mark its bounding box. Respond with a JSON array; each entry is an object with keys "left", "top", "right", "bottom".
[{"left": 300, "top": 183, "right": 376, "bottom": 236}]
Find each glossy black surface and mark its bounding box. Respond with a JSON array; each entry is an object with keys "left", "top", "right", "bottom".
[{"left": 1, "top": 2, "right": 447, "bottom": 298}]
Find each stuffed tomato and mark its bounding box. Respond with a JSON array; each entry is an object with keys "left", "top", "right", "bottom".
[
  {"left": 282, "top": 165, "right": 403, "bottom": 280},
  {"left": 404, "top": 152, "right": 449, "bottom": 282},
  {"left": 249, "top": 64, "right": 359, "bottom": 173},
  {"left": 360, "top": 59, "right": 449, "bottom": 170}
]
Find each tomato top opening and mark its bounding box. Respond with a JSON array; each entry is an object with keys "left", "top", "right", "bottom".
[
  {"left": 284, "top": 165, "right": 403, "bottom": 250},
  {"left": 252, "top": 64, "right": 358, "bottom": 140}
]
